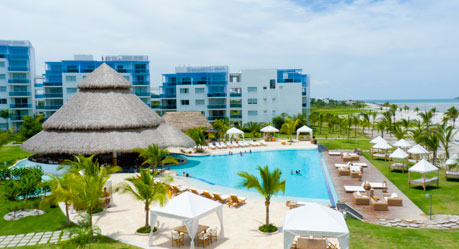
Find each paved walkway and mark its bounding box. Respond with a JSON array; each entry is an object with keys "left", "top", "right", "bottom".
[{"left": 0, "top": 231, "right": 70, "bottom": 248}]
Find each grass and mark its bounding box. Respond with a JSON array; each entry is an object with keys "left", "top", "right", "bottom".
[
  {"left": 318, "top": 139, "right": 370, "bottom": 151},
  {"left": 311, "top": 106, "right": 367, "bottom": 115},
  {"left": 363, "top": 152, "right": 459, "bottom": 214},
  {"left": 347, "top": 218, "right": 459, "bottom": 249},
  {"left": 16, "top": 235, "right": 140, "bottom": 248},
  {"left": 0, "top": 145, "right": 32, "bottom": 166},
  {"left": 310, "top": 126, "right": 370, "bottom": 139}
]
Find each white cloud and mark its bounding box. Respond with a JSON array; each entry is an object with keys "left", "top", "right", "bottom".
[{"left": 1, "top": 0, "right": 458, "bottom": 99}]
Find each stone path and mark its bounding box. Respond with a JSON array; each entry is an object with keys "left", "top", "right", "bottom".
[{"left": 0, "top": 230, "right": 71, "bottom": 248}]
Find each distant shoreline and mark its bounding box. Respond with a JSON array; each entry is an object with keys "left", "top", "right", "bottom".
[{"left": 362, "top": 98, "right": 459, "bottom": 103}]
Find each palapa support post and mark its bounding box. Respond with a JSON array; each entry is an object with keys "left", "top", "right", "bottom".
[{"left": 112, "top": 152, "right": 117, "bottom": 166}]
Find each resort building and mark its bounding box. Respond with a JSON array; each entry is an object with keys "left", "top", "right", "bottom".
[
  {"left": 37, "top": 55, "right": 151, "bottom": 118},
  {"left": 152, "top": 66, "right": 310, "bottom": 125},
  {"left": 0, "top": 40, "right": 36, "bottom": 129}
]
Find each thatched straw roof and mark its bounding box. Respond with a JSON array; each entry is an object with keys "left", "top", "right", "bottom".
[
  {"left": 162, "top": 112, "right": 212, "bottom": 131},
  {"left": 22, "top": 64, "right": 195, "bottom": 154}
]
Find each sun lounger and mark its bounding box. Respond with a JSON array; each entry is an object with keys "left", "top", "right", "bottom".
[
  {"left": 225, "top": 142, "right": 232, "bottom": 148},
  {"left": 335, "top": 162, "right": 351, "bottom": 168},
  {"left": 208, "top": 143, "right": 216, "bottom": 150},
  {"left": 350, "top": 168, "right": 362, "bottom": 179},
  {"left": 212, "top": 192, "right": 230, "bottom": 203},
  {"left": 372, "top": 153, "right": 388, "bottom": 161},
  {"left": 228, "top": 194, "right": 246, "bottom": 207},
  {"left": 370, "top": 198, "right": 388, "bottom": 211},
  {"left": 409, "top": 177, "right": 439, "bottom": 191},
  {"left": 368, "top": 182, "right": 387, "bottom": 189},
  {"left": 249, "top": 141, "right": 259, "bottom": 146},
  {"left": 260, "top": 140, "right": 268, "bottom": 146},
  {"left": 383, "top": 192, "right": 403, "bottom": 206},
  {"left": 328, "top": 151, "right": 342, "bottom": 156},
  {"left": 231, "top": 141, "right": 240, "bottom": 148},
  {"left": 190, "top": 188, "right": 204, "bottom": 195},
  {"left": 285, "top": 200, "right": 307, "bottom": 209},
  {"left": 241, "top": 141, "right": 250, "bottom": 147},
  {"left": 344, "top": 183, "right": 365, "bottom": 193},
  {"left": 202, "top": 191, "right": 214, "bottom": 199},
  {"left": 353, "top": 192, "right": 370, "bottom": 205},
  {"left": 389, "top": 162, "right": 408, "bottom": 173},
  {"left": 446, "top": 171, "right": 459, "bottom": 180},
  {"left": 219, "top": 142, "right": 228, "bottom": 149}
]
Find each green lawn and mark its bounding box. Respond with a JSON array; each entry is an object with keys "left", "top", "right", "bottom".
[
  {"left": 311, "top": 106, "right": 368, "bottom": 115},
  {"left": 16, "top": 235, "right": 140, "bottom": 248},
  {"left": 318, "top": 139, "right": 370, "bottom": 151},
  {"left": 0, "top": 145, "right": 32, "bottom": 166},
  {"left": 348, "top": 219, "right": 459, "bottom": 249},
  {"left": 310, "top": 126, "right": 370, "bottom": 139},
  {"left": 363, "top": 152, "right": 459, "bottom": 214}
]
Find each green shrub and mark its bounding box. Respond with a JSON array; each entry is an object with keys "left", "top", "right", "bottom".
[
  {"left": 258, "top": 224, "right": 277, "bottom": 233},
  {"left": 136, "top": 226, "right": 157, "bottom": 233}
]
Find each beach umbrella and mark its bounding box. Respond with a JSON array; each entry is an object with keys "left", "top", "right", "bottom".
[
  {"left": 389, "top": 148, "right": 409, "bottom": 159},
  {"left": 407, "top": 144, "right": 429, "bottom": 155},
  {"left": 260, "top": 125, "right": 279, "bottom": 133},
  {"left": 393, "top": 139, "right": 411, "bottom": 148},
  {"left": 372, "top": 141, "right": 392, "bottom": 150},
  {"left": 370, "top": 136, "right": 387, "bottom": 144}
]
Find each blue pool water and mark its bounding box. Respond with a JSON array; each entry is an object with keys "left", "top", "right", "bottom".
[
  {"left": 13, "top": 159, "right": 68, "bottom": 181},
  {"left": 173, "top": 149, "right": 331, "bottom": 200}
]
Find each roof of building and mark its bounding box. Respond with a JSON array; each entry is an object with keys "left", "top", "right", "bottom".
[{"left": 162, "top": 112, "right": 212, "bottom": 132}]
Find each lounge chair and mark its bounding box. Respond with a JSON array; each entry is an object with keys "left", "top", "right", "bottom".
[
  {"left": 371, "top": 153, "right": 388, "bottom": 161},
  {"left": 190, "top": 188, "right": 203, "bottom": 196},
  {"left": 260, "top": 140, "right": 268, "bottom": 146},
  {"left": 350, "top": 168, "right": 362, "bottom": 179},
  {"left": 338, "top": 167, "right": 350, "bottom": 176},
  {"left": 328, "top": 151, "right": 342, "bottom": 156},
  {"left": 445, "top": 170, "right": 459, "bottom": 180},
  {"left": 202, "top": 191, "right": 214, "bottom": 199},
  {"left": 212, "top": 192, "right": 230, "bottom": 203},
  {"left": 224, "top": 142, "right": 232, "bottom": 148},
  {"left": 344, "top": 183, "right": 365, "bottom": 193},
  {"left": 171, "top": 184, "right": 186, "bottom": 194},
  {"left": 368, "top": 182, "right": 387, "bottom": 190},
  {"left": 409, "top": 177, "right": 439, "bottom": 191},
  {"left": 249, "top": 141, "right": 259, "bottom": 146},
  {"left": 389, "top": 162, "right": 408, "bottom": 173},
  {"left": 241, "top": 141, "right": 250, "bottom": 147},
  {"left": 370, "top": 198, "right": 388, "bottom": 211},
  {"left": 286, "top": 200, "right": 306, "bottom": 209},
  {"left": 171, "top": 231, "right": 184, "bottom": 247},
  {"left": 215, "top": 143, "right": 223, "bottom": 149},
  {"left": 383, "top": 192, "right": 403, "bottom": 206},
  {"left": 219, "top": 142, "right": 227, "bottom": 149},
  {"left": 353, "top": 192, "right": 370, "bottom": 205},
  {"left": 231, "top": 141, "right": 240, "bottom": 148},
  {"left": 208, "top": 143, "right": 216, "bottom": 150},
  {"left": 272, "top": 137, "right": 276, "bottom": 142},
  {"left": 334, "top": 162, "right": 351, "bottom": 168},
  {"left": 228, "top": 194, "right": 246, "bottom": 207}
]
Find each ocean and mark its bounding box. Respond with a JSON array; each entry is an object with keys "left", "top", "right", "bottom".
[{"left": 364, "top": 99, "right": 459, "bottom": 113}]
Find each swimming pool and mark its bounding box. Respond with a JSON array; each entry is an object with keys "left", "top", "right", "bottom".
[
  {"left": 173, "top": 149, "right": 333, "bottom": 200},
  {"left": 13, "top": 158, "right": 68, "bottom": 181}
]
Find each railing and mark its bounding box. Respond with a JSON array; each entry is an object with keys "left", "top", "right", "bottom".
[
  {"left": 229, "top": 93, "right": 242, "bottom": 97},
  {"left": 207, "top": 116, "right": 226, "bottom": 121},
  {"left": 8, "top": 67, "right": 29, "bottom": 72},
  {"left": 34, "top": 84, "right": 43, "bottom": 88},
  {"left": 9, "top": 92, "right": 30, "bottom": 96},
  {"left": 160, "top": 105, "right": 177, "bottom": 109},
  {"left": 135, "top": 92, "right": 150, "bottom": 97},
  {"left": 230, "top": 114, "right": 242, "bottom": 119},
  {"left": 151, "top": 95, "right": 161, "bottom": 98},
  {"left": 44, "top": 105, "right": 62, "bottom": 110},
  {"left": 160, "top": 94, "right": 176, "bottom": 98},
  {"left": 10, "top": 104, "right": 32, "bottom": 108},
  {"left": 35, "top": 94, "right": 44, "bottom": 99},
  {"left": 10, "top": 116, "right": 25, "bottom": 121},
  {"left": 230, "top": 103, "right": 242, "bottom": 108},
  {"left": 207, "top": 104, "right": 226, "bottom": 109},
  {"left": 135, "top": 69, "right": 148, "bottom": 74},
  {"left": 43, "top": 93, "right": 63, "bottom": 98},
  {"left": 43, "top": 82, "right": 62, "bottom": 86},
  {"left": 8, "top": 79, "right": 30, "bottom": 84},
  {"left": 207, "top": 93, "right": 226, "bottom": 97},
  {"left": 302, "top": 92, "right": 307, "bottom": 96},
  {"left": 116, "top": 69, "right": 127, "bottom": 73},
  {"left": 132, "top": 81, "right": 150, "bottom": 86},
  {"left": 63, "top": 69, "right": 79, "bottom": 73},
  {"left": 35, "top": 105, "right": 44, "bottom": 110}
]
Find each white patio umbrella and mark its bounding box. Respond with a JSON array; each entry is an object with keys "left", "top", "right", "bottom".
[
  {"left": 407, "top": 144, "right": 429, "bottom": 155},
  {"left": 393, "top": 139, "right": 411, "bottom": 148},
  {"left": 372, "top": 141, "right": 392, "bottom": 150},
  {"left": 370, "top": 136, "right": 387, "bottom": 144},
  {"left": 261, "top": 125, "right": 279, "bottom": 137},
  {"left": 389, "top": 148, "right": 409, "bottom": 159},
  {"left": 225, "top": 127, "right": 244, "bottom": 140},
  {"left": 296, "top": 125, "right": 313, "bottom": 141}
]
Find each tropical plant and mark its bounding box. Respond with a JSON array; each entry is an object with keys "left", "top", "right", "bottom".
[
  {"left": 438, "top": 125, "right": 457, "bottom": 159},
  {"left": 116, "top": 169, "right": 168, "bottom": 232},
  {"left": 371, "top": 111, "right": 377, "bottom": 137},
  {"left": 317, "top": 113, "right": 326, "bottom": 135},
  {"left": 419, "top": 130, "right": 441, "bottom": 165},
  {"left": 186, "top": 127, "right": 206, "bottom": 152},
  {"left": 280, "top": 118, "right": 300, "bottom": 141},
  {"left": 63, "top": 213, "right": 101, "bottom": 249},
  {"left": 409, "top": 128, "right": 424, "bottom": 145},
  {"left": 237, "top": 166, "right": 285, "bottom": 231},
  {"left": 392, "top": 124, "right": 408, "bottom": 140},
  {"left": 18, "top": 115, "right": 45, "bottom": 141},
  {"left": 445, "top": 106, "right": 458, "bottom": 128},
  {"left": 376, "top": 120, "right": 386, "bottom": 138},
  {"left": 352, "top": 115, "right": 360, "bottom": 136},
  {"left": 0, "top": 109, "right": 11, "bottom": 130},
  {"left": 389, "top": 104, "right": 398, "bottom": 121},
  {"left": 134, "top": 144, "right": 178, "bottom": 171},
  {"left": 40, "top": 174, "right": 77, "bottom": 226},
  {"left": 244, "top": 122, "right": 262, "bottom": 138},
  {"left": 345, "top": 114, "right": 352, "bottom": 140},
  {"left": 403, "top": 105, "right": 409, "bottom": 113},
  {"left": 212, "top": 119, "right": 229, "bottom": 139},
  {"left": 0, "top": 131, "right": 9, "bottom": 149},
  {"left": 419, "top": 111, "right": 433, "bottom": 128},
  {"left": 414, "top": 107, "right": 419, "bottom": 114}
]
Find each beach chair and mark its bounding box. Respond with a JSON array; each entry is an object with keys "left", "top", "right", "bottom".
[
  {"left": 219, "top": 142, "right": 227, "bottom": 149},
  {"left": 383, "top": 192, "right": 403, "bottom": 206},
  {"left": 171, "top": 231, "right": 184, "bottom": 247},
  {"left": 241, "top": 141, "right": 250, "bottom": 147},
  {"left": 202, "top": 191, "right": 214, "bottom": 199},
  {"left": 231, "top": 141, "right": 240, "bottom": 148},
  {"left": 369, "top": 181, "right": 387, "bottom": 190},
  {"left": 285, "top": 200, "right": 306, "bottom": 209},
  {"left": 212, "top": 192, "right": 230, "bottom": 203},
  {"left": 260, "top": 140, "right": 268, "bottom": 146},
  {"left": 344, "top": 183, "right": 365, "bottom": 193},
  {"left": 228, "top": 194, "right": 246, "bottom": 207},
  {"left": 334, "top": 162, "right": 351, "bottom": 168},
  {"left": 208, "top": 143, "right": 216, "bottom": 150},
  {"left": 338, "top": 167, "right": 350, "bottom": 176},
  {"left": 328, "top": 151, "right": 342, "bottom": 156},
  {"left": 190, "top": 188, "right": 204, "bottom": 196},
  {"left": 353, "top": 192, "right": 370, "bottom": 205}
]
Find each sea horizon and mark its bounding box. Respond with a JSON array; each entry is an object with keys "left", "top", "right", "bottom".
[{"left": 361, "top": 98, "right": 459, "bottom": 113}]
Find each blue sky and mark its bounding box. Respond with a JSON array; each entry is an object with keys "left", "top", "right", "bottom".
[{"left": 1, "top": 0, "right": 458, "bottom": 100}]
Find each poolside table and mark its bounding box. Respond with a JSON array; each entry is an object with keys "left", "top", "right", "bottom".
[{"left": 174, "top": 224, "right": 209, "bottom": 236}]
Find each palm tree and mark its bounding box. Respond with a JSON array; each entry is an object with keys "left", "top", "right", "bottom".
[
  {"left": 419, "top": 111, "right": 433, "bottom": 128},
  {"left": 317, "top": 113, "right": 326, "bottom": 135},
  {"left": 420, "top": 131, "right": 440, "bottom": 165},
  {"left": 244, "top": 121, "right": 261, "bottom": 138},
  {"left": 371, "top": 111, "right": 377, "bottom": 137},
  {"left": 414, "top": 107, "right": 419, "bottom": 114},
  {"left": 438, "top": 125, "right": 457, "bottom": 159},
  {"left": 382, "top": 111, "right": 393, "bottom": 133},
  {"left": 62, "top": 154, "right": 120, "bottom": 176},
  {"left": 389, "top": 104, "right": 398, "bottom": 122},
  {"left": 352, "top": 115, "right": 360, "bottom": 136},
  {"left": 345, "top": 114, "right": 352, "bottom": 140},
  {"left": 392, "top": 124, "right": 407, "bottom": 140},
  {"left": 403, "top": 105, "right": 409, "bottom": 113},
  {"left": 0, "top": 109, "right": 11, "bottom": 130},
  {"left": 281, "top": 118, "right": 300, "bottom": 141},
  {"left": 409, "top": 128, "right": 424, "bottom": 145},
  {"left": 134, "top": 144, "right": 178, "bottom": 171},
  {"left": 399, "top": 118, "right": 411, "bottom": 130},
  {"left": 186, "top": 127, "right": 206, "bottom": 152},
  {"left": 41, "top": 174, "right": 77, "bottom": 226},
  {"left": 116, "top": 169, "right": 168, "bottom": 231},
  {"left": 237, "top": 166, "right": 285, "bottom": 230},
  {"left": 376, "top": 120, "right": 386, "bottom": 138},
  {"left": 445, "top": 107, "right": 459, "bottom": 128}
]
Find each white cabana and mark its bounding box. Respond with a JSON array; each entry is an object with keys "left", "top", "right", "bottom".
[
  {"left": 408, "top": 159, "right": 439, "bottom": 191},
  {"left": 389, "top": 148, "right": 409, "bottom": 159},
  {"left": 389, "top": 148, "right": 409, "bottom": 172},
  {"left": 370, "top": 136, "right": 386, "bottom": 144},
  {"left": 225, "top": 127, "right": 244, "bottom": 140},
  {"left": 445, "top": 158, "right": 457, "bottom": 165},
  {"left": 407, "top": 144, "right": 429, "bottom": 155},
  {"left": 261, "top": 125, "right": 279, "bottom": 137},
  {"left": 149, "top": 192, "right": 224, "bottom": 249},
  {"left": 296, "top": 125, "right": 313, "bottom": 141},
  {"left": 372, "top": 141, "right": 392, "bottom": 150},
  {"left": 283, "top": 203, "right": 349, "bottom": 249},
  {"left": 393, "top": 139, "right": 411, "bottom": 148}
]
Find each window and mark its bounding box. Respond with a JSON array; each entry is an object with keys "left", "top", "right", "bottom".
[
  {"left": 67, "top": 88, "right": 77, "bottom": 94},
  {"left": 0, "top": 62, "right": 4, "bottom": 67},
  {"left": 201, "top": 111, "right": 205, "bottom": 116},
  {"left": 272, "top": 110, "right": 276, "bottom": 115},
  {"left": 264, "top": 110, "right": 267, "bottom": 114},
  {"left": 0, "top": 86, "right": 6, "bottom": 92},
  {"left": 123, "top": 76, "right": 130, "bottom": 81},
  {"left": 247, "top": 87, "right": 257, "bottom": 93},
  {"left": 181, "top": 100, "right": 190, "bottom": 105},
  {"left": 272, "top": 98, "right": 276, "bottom": 102},
  {"left": 0, "top": 74, "right": 5, "bottom": 80},
  {"left": 263, "top": 86, "right": 267, "bottom": 90},
  {"left": 179, "top": 88, "right": 189, "bottom": 94},
  {"left": 263, "top": 98, "right": 267, "bottom": 101},
  {"left": 195, "top": 99, "right": 205, "bottom": 105},
  {"left": 65, "top": 76, "right": 76, "bottom": 82},
  {"left": 195, "top": 88, "right": 205, "bottom": 94},
  {"left": 248, "top": 98, "right": 257, "bottom": 104},
  {"left": 0, "top": 99, "right": 6, "bottom": 104},
  {"left": 248, "top": 111, "right": 257, "bottom": 116},
  {"left": 270, "top": 79, "right": 276, "bottom": 89}
]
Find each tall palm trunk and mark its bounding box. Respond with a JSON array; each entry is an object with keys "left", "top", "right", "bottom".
[
  {"left": 65, "top": 202, "right": 71, "bottom": 226},
  {"left": 145, "top": 204, "right": 150, "bottom": 228},
  {"left": 265, "top": 200, "right": 270, "bottom": 226},
  {"left": 89, "top": 210, "right": 93, "bottom": 236}
]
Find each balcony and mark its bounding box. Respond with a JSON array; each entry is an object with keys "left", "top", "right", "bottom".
[
  {"left": 35, "top": 94, "right": 44, "bottom": 99},
  {"left": 151, "top": 95, "right": 161, "bottom": 99},
  {"left": 207, "top": 81, "right": 227, "bottom": 85},
  {"left": 302, "top": 92, "right": 307, "bottom": 96},
  {"left": 44, "top": 105, "right": 62, "bottom": 110},
  {"left": 64, "top": 69, "right": 79, "bottom": 73},
  {"left": 160, "top": 105, "right": 177, "bottom": 109},
  {"left": 160, "top": 94, "right": 176, "bottom": 98},
  {"left": 34, "top": 84, "right": 43, "bottom": 88},
  {"left": 230, "top": 114, "right": 242, "bottom": 119},
  {"left": 207, "top": 104, "right": 226, "bottom": 109},
  {"left": 135, "top": 69, "right": 148, "bottom": 74},
  {"left": 230, "top": 103, "right": 242, "bottom": 108},
  {"left": 132, "top": 81, "right": 150, "bottom": 86},
  {"left": 10, "top": 116, "right": 25, "bottom": 121},
  {"left": 8, "top": 79, "right": 30, "bottom": 84},
  {"left": 135, "top": 92, "right": 150, "bottom": 97},
  {"left": 43, "top": 93, "right": 63, "bottom": 98},
  {"left": 10, "top": 104, "right": 32, "bottom": 109},
  {"left": 302, "top": 103, "right": 307, "bottom": 107},
  {"left": 8, "top": 67, "right": 29, "bottom": 72},
  {"left": 230, "top": 93, "right": 242, "bottom": 97},
  {"left": 43, "top": 82, "right": 62, "bottom": 86},
  {"left": 207, "top": 93, "right": 226, "bottom": 97},
  {"left": 207, "top": 116, "right": 226, "bottom": 121},
  {"left": 9, "top": 92, "right": 31, "bottom": 97}
]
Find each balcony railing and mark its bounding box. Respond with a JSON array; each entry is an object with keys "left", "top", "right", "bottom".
[
  {"left": 160, "top": 105, "right": 177, "bottom": 109},
  {"left": 43, "top": 82, "right": 62, "bottom": 86},
  {"left": 9, "top": 92, "right": 31, "bottom": 97},
  {"left": 160, "top": 94, "right": 176, "bottom": 98},
  {"left": 43, "top": 93, "right": 63, "bottom": 98},
  {"left": 207, "top": 116, "right": 226, "bottom": 121},
  {"left": 135, "top": 92, "right": 150, "bottom": 97},
  {"left": 8, "top": 79, "right": 30, "bottom": 84},
  {"left": 302, "top": 103, "right": 307, "bottom": 107},
  {"left": 207, "top": 93, "right": 226, "bottom": 97},
  {"left": 10, "top": 104, "right": 32, "bottom": 109},
  {"left": 35, "top": 94, "right": 44, "bottom": 99},
  {"left": 229, "top": 93, "right": 242, "bottom": 97},
  {"left": 44, "top": 105, "right": 62, "bottom": 110},
  {"left": 132, "top": 81, "right": 150, "bottom": 86},
  {"left": 151, "top": 95, "right": 161, "bottom": 99},
  {"left": 8, "top": 67, "right": 29, "bottom": 72},
  {"left": 302, "top": 92, "right": 307, "bottom": 96},
  {"left": 10, "top": 116, "right": 25, "bottom": 121},
  {"left": 207, "top": 104, "right": 226, "bottom": 109},
  {"left": 230, "top": 103, "right": 242, "bottom": 108},
  {"left": 230, "top": 114, "right": 242, "bottom": 119}
]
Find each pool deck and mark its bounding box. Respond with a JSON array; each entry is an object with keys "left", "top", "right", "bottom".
[{"left": 322, "top": 151, "right": 427, "bottom": 223}]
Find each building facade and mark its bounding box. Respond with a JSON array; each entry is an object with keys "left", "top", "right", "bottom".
[
  {"left": 152, "top": 66, "right": 310, "bottom": 124},
  {"left": 0, "top": 40, "right": 36, "bottom": 129},
  {"left": 37, "top": 55, "right": 150, "bottom": 117}
]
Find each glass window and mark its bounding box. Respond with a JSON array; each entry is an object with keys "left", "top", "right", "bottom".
[
  {"left": 180, "top": 88, "right": 189, "bottom": 94},
  {"left": 123, "top": 76, "right": 130, "bottom": 81},
  {"left": 0, "top": 62, "right": 4, "bottom": 67},
  {"left": 263, "top": 86, "right": 267, "bottom": 90},
  {"left": 0, "top": 74, "right": 5, "bottom": 80},
  {"left": 0, "top": 99, "right": 6, "bottom": 104},
  {"left": 0, "top": 86, "right": 6, "bottom": 92},
  {"left": 248, "top": 98, "right": 257, "bottom": 105},
  {"left": 248, "top": 111, "right": 257, "bottom": 116},
  {"left": 65, "top": 76, "right": 76, "bottom": 82},
  {"left": 272, "top": 98, "right": 276, "bottom": 102},
  {"left": 195, "top": 88, "right": 205, "bottom": 94},
  {"left": 247, "top": 87, "right": 257, "bottom": 93},
  {"left": 67, "top": 88, "right": 77, "bottom": 93},
  {"left": 195, "top": 99, "right": 205, "bottom": 105},
  {"left": 181, "top": 100, "right": 189, "bottom": 105},
  {"left": 270, "top": 79, "right": 276, "bottom": 89}
]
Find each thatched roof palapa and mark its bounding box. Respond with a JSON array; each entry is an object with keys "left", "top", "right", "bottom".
[
  {"left": 22, "top": 64, "right": 195, "bottom": 155},
  {"left": 162, "top": 112, "right": 212, "bottom": 132}
]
